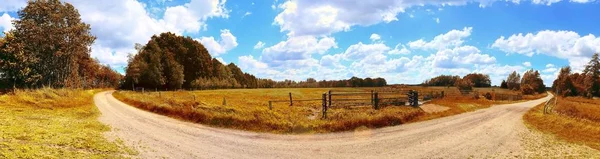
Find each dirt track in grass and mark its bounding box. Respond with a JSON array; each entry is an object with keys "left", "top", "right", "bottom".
[{"left": 95, "top": 91, "right": 599, "bottom": 158}]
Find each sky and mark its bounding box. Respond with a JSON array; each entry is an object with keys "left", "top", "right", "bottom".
[{"left": 1, "top": 0, "right": 600, "bottom": 86}]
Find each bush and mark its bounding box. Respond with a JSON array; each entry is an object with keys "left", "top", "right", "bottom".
[
  {"left": 455, "top": 78, "right": 473, "bottom": 91},
  {"left": 484, "top": 92, "right": 492, "bottom": 100},
  {"left": 521, "top": 84, "right": 535, "bottom": 95}
]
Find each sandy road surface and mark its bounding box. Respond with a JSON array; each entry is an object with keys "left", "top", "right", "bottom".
[{"left": 95, "top": 91, "right": 600, "bottom": 158}]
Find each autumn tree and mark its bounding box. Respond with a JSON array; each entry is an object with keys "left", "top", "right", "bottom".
[
  {"left": 552, "top": 67, "right": 576, "bottom": 96},
  {"left": 0, "top": 0, "right": 121, "bottom": 89},
  {"left": 520, "top": 69, "right": 545, "bottom": 95},
  {"left": 582, "top": 53, "right": 600, "bottom": 97},
  {"left": 506, "top": 71, "right": 521, "bottom": 90},
  {"left": 462, "top": 73, "right": 491, "bottom": 87},
  {"left": 423, "top": 75, "right": 460, "bottom": 87}
]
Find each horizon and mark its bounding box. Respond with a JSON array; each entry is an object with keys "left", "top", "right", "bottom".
[{"left": 2, "top": 0, "right": 599, "bottom": 86}]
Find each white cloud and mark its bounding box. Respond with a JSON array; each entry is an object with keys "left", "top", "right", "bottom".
[
  {"left": 0, "top": 0, "right": 27, "bottom": 12},
  {"left": 523, "top": 62, "right": 531, "bottom": 67},
  {"left": 492, "top": 30, "right": 600, "bottom": 72},
  {"left": 432, "top": 45, "right": 496, "bottom": 68},
  {"left": 370, "top": 33, "right": 381, "bottom": 41},
  {"left": 261, "top": 35, "right": 336, "bottom": 68},
  {"left": 239, "top": 55, "right": 268, "bottom": 69},
  {"left": 0, "top": 13, "right": 15, "bottom": 33},
  {"left": 242, "top": 11, "right": 252, "bottom": 18},
  {"left": 546, "top": 64, "right": 555, "bottom": 68},
  {"left": 409, "top": 27, "right": 472, "bottom": 50},
  {"left": 253, "top": 41, "right": 265, "bottom": 49},
  {"left": 388, "top": 44, "right": 411, "bottom": 55},
  {"left": 272, "top": 0, "right": 585, "bottom": 37},
  {"left": 343, "top": 42, "right": 390, "bottom": 60},
  {"left": 197, "top": 29, "right": 238, "bottom": 56},
  {"left": 435, "top": 18, "right": 440, "bottom": 24}
]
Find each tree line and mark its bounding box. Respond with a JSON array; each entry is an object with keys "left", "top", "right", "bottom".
[
  {"left": 122, "top": 32, "right": 388, "bottom": 90},
  {"left": 0, "top": 0, "right": 121, "bottom": 90},
  {"left": 423, "top": 73, "right": 491, "bottom": 88},
  {"left": 423, "top": 71, "right": 546, "bottom": 95},
  {"left": 553, "top": 53, "right": 600, "bottom": 98}
]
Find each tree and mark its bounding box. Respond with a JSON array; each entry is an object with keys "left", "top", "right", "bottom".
[
  {"left": 582, "top": 53, "right": 600, "bottom": 97},
  {"left": 423, "top": 75, "right": 460, "bottom": 87},
  {"left": 520, "top": 69, "right": 545, "bottom": 94},
  {"left": 0, "top": 0, "right": 120, "bottom": 89},
  {"left": 455, "top": 78, "right": 473, "bottom": 91},
  {"left": 506, "top": 71, "right": 521, "bottom": 91},
  {"left": 552, "top": 67, "right": 576, "bottom": 96},
  {"left": 500, "top": 80, "right": 508, "bottom": 89},
  {"left": 462, "top": 73, "right": 491, "bottom": 87}
]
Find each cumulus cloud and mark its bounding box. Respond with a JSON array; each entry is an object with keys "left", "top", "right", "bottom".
[
  {"left": 409, "top": 27, "right": 472, "bottom": 50},
  {"left": 271, "top": 0, "right": 584, "bottom": 37},
  {"left": 253, "top": 41, "right": 265, "bottom": 49},
  {"left": 0, "top": 13, "right": 15, "bottom": 33},
  {"left": 388, "top": 44, "right": 411, "bottom": 55},
  {"left": 432, "top": 45, "right": 496, "bottom": 68},
  {"left": 55, "top": 0, "right": 229, "bottom": 69},
  {"left": 198, "top": 29, "right": 238, "bottom": 56},
  {"left": 492, "top": 30, "right": 600, "bottom": 72},
  {"left": 261, "top": 35, "right": 336, "bottom": 68},
  {"left": 370, "top": 33, "right": 381, "bottom": 41},
  {"left": 523, "top": 62, "right": 531, "bottom": 67}
]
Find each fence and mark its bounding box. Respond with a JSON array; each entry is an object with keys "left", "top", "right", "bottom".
[
  {"left": 268, "top": 90, "right": 445, "bottom": 119},
  {"left": 543, "top": 96, "right": 557, "bottom": 114}
]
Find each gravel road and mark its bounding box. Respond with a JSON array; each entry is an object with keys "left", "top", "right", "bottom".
[{"left": 95, "top": 91, "right": 600, "bottom": 158}]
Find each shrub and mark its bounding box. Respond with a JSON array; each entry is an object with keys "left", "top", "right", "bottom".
[{"left": 484, "top": 92, "right": 492, "bottom": 100}]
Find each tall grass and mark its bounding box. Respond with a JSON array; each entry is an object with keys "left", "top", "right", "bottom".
[
  {"left": 113, "top": 87, "right": 543, "bottom": 133},
  {"left": 113, "top": 88, "right": 427, "bottom": 133},
  {"left": 524, "top": 97, "right": 600, "bottom": 150},
  {"left": 0, "top": 88, "right": 135, "bottom": 158}
]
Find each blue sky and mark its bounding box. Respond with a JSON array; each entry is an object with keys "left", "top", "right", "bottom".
[{"left": 1, "top": 0, "right": 600, "bottom": 86}]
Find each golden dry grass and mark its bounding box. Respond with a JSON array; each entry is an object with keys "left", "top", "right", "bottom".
[
  {"left": 0, "top": 88, "right": 135, "bottom": 158},
  {"left": 113, "top": 86, "right": 547, "bottom": 134},
  {"left": 113, "top": 88, "right": 425, "bottom": 133},
  {"left": 524, "top": 97, "right": 600, "bottom": 150}
]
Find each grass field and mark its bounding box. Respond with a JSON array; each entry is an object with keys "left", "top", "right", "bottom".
[
  {"left": 0, "top": 88, "right": 135, "bottom": 158},
  {"left": 524, "top": 96, "right": 600, "bottom": 150},
  {"left": 113, "top": 86, "right": 546, "bottom": 133}
]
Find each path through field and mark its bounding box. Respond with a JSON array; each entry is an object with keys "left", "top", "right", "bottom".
[{"left": 95, "top": 91, "right": 600, "bottom": 158}]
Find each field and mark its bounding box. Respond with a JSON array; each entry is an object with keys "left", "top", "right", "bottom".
[
  {"left": 113, "top": 86, "right": 547, "bottom": 133},
  {"left": 524, "top": 96, "right": 600, "bottom": 150},
  {"left": 0, "top": 88, "right": 135, "bottom": 158}
]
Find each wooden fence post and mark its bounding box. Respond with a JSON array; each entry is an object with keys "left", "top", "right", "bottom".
[
  {"left": 328, "top": 90, "right": 332, "bottom": 108},
  {"left": 322, "top": 93, "right": 327, "bottom": 119},
  {"left": 269, "top": 101, "right": 272, "bottom": 110},
  {"left": 373, "top": 92, "right": 379, "bottom": 110},
  {"left": 289, "top": 92, "right": 293, "bottom": 106},
  {"left": 222, "top": 97, "right": 227, "bottom": 106}
]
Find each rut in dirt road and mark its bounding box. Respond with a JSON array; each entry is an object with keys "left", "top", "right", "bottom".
[{"left": 95, "top": 91, "right": 599, "bottom": 158}]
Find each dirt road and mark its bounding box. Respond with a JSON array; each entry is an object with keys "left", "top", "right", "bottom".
[{"left": 95, "top": 91, "right": 599, "bottom": 158}]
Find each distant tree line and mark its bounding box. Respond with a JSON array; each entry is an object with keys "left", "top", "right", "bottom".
[
  {"left": 0, "top": 0, "right": 121, "bottom": 90},
  {"left": 423, "top": 73, "right": 491, "bottom": 90},
  {"left": 553, "top": 53, "right": 600, "bottom": 98},
  {"left": 122, "top": 32, "right": 387, "bottom": 90}
]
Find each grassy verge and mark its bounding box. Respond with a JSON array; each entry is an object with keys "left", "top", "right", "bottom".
[
  {"left": 0, "top": 88, "right": 135, "bottom": 158},
  {"left": 523, "top": 97, "right": 600, "bottom": 150}
]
